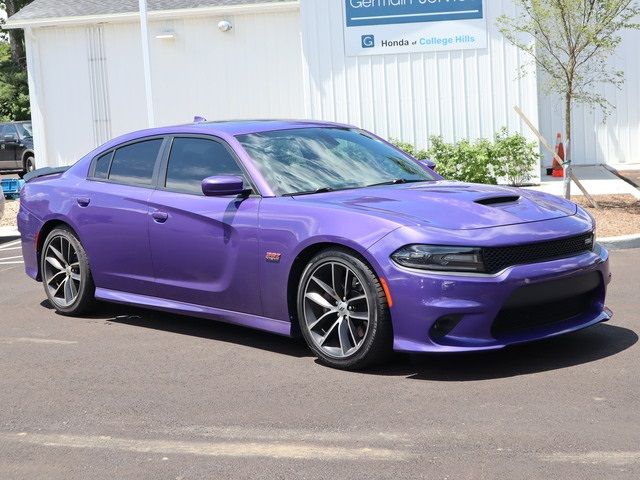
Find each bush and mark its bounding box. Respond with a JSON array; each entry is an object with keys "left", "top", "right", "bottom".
[
  {"left": 493, "top": 128, "right": 540, "bottom": 186},
  {"left": 391, "top": 129, "right": 540, "bottom": 186}
]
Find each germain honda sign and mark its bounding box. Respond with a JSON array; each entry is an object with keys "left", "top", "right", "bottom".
[{"left": 344, "top": 0, "right": 487, "bottom": 56}]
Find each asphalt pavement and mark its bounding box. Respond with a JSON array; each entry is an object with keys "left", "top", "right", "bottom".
[{"left": 0, "top": 236, "right": 638, "bottom": 479}]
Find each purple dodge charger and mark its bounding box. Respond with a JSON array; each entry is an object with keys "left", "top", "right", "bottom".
[{"left": 18, "top": 120, "right": 612, "bottom": 369}]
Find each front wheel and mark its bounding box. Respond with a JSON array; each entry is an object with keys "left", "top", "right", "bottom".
[
  {"left": 297, "top": 249, "right": 393, "bottom": 370},
  {"left": 41, "top": 227, "right": 95, "bottom": 316}
]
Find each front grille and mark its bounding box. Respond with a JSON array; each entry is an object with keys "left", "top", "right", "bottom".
[{"left": 482, "top": 232, "right": 594, "bottom": 274}]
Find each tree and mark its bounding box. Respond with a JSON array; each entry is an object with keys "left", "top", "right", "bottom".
[
  {"left": 0, "top": 0, "right": 32, "bottom": 120},
  {"left": 0, "top": 41, "right": 29, "bottom": 120},
  {"left": 498, "top": 1, "right": 640, "bottom": 199},
  {"left": 2, "top": 0, "right": 33, "bottom": 66}
]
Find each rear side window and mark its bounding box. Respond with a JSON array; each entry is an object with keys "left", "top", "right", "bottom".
[
  {"left": 1, "top": 124, "right": 18, "bottom": 139},
  {"left": 165, "top": 137, "right": 245, "bottom": 194},
  {"left": 108, "top": 139, "right": 163, "bottom": 186},
  {"left": 93, "top": 151, "right": 112, "bottom": 180}
]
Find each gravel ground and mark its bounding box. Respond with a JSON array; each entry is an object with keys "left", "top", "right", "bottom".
[
  {"left": 0, "top": 198, "right": 19, "bottom": 228},
  {"left": 573, "top": 195, "right": 640, "bottom": 238}
]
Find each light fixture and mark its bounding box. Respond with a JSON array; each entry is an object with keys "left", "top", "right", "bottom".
[
  {"left": 218, "top": 20, "right": 233, "bottom": 32},
  {"left": 155, "top": 30, "right": 176, "bottom": 40}
]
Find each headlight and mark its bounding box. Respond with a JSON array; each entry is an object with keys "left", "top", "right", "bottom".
[{"left": 391, "top": 245, "right": 485, "bottom": 273}]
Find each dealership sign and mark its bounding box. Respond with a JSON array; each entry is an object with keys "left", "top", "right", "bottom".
[{"left": 344, "top": 0, "right": 487, "bottom": 56}]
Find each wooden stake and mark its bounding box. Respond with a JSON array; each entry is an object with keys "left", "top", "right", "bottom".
[{"left": 513, "top": 106, "right": 599, "bottom": 209}]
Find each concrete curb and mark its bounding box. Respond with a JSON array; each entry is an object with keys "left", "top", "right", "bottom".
[
  {"left": 599, "top": 233, "right": 640, "bottom": 251},
  {"left": 0, "top": 227, "right": 19, "bottom": 238}
]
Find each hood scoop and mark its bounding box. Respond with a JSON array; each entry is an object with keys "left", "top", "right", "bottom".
[{"left": 475, "top": 195, "right": 521, "bottom": 206}]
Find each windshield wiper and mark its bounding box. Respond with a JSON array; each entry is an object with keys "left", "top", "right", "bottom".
[
  {"left": 282, "top": 187, "right": 335, "bottom": 196},
  {"left": 365, "top": 179, "right": 427, "bottom": 188}
]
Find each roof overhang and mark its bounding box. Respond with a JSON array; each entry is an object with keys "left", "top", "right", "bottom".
[{"left": 4, "top": 1, "right": 299, "bottom": 29}]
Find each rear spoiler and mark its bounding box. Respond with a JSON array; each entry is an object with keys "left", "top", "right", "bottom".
[{"left": 23, "top": 166, "right": 70, "bottom": 183}]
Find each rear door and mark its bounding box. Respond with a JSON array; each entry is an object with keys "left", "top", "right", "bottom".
[
  {"left": 0, "top": 124, "right": 20, "bottom": 169},
  {"left": 75, "top": 137, "right": 166, "bottom": 296},
  {"left": 147, "top": 135, "right": 262, "bottom": 314}
]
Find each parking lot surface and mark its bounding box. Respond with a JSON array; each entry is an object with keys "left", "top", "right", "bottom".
[{"left": 0, "top": 236, "right": 638, "bottom": 479}]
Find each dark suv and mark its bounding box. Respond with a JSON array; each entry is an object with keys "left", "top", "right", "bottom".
[{"left": 0, "top": 121, "right": 35, "bottom": 178}]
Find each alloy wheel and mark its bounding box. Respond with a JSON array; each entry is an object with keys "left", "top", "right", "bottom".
[
  {"left": 302, "top": 261, "right": 371, "bottom": 358},
  {"left": 43, "top": 235, "right": 82, "bottom": 307}
]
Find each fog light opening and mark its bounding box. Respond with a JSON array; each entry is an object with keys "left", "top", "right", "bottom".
[{"left": 430, "top": 315, "right": 463, "bottom": 340}]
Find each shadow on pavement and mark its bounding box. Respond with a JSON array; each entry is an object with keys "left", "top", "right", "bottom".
[
  {"left": 369, "top": 323, "right": 637, "bottom": 381},
  {"left": 69, "top": 300, "right": 313, "bottom": 359},
  {"left": 0, "top": 236, "right": 20, "bottom": 245},
  {"left": 45, "top": 299, "right": 637, "bottom": 380}
]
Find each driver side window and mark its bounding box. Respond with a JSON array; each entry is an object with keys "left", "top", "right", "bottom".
[{"left": 164, "top": 137, "right": 246, "bottom": 195}]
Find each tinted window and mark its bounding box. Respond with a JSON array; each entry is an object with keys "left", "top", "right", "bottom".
[
  {"left": 1, "top": 124, "right": 18, "bottom": 139},
  {"left": 93, "top": 151, "right": 113, "bottom": 180},
  {"left": 108, "top": 139, "right": 163, "bottom": 186},
  {"left": 16, "top": 123, "right": 32, "bottom": 138},
  {"left": 236, "top": 128, "right": 434, "bottom": 196},
  {"left": 165, "top": 137, "right": 244, "bottom": 194}
]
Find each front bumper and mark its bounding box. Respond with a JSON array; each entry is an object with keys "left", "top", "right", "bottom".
[{"left": 372, "top": 241, "right": 611, "bottom": 353}]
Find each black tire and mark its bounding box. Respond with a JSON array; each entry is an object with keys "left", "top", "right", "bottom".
[
  {"left": 19, "top": 156, "right": 35, "bottom": 178},
  {"left": 40, "top": 226, "right": 95, "bottom": 316},
  {"left": 297, "top": 248, "right": 393, "bottom": 370}
]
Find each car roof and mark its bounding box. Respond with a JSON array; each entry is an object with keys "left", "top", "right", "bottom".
[
  {"left": 134, "top": 119, "right": 351, "bottom": 138},
  {"left": 94, "top": 119, "right": 355, "bottom": 155}
]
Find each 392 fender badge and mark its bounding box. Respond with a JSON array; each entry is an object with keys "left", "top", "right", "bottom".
[{"left": 266, "top": 252, "right": 282, "bottom": 263}]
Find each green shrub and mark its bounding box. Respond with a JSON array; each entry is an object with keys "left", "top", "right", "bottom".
[
  {"left": 391, "top": 130, "right": 540, "bottom": 186},
  {"left": 493, "top": 128, "right": 540, "bottom": 186}
]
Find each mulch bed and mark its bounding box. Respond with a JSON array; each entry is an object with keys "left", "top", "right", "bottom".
[
  {"left": 572, "top": 194, "right": 640, "bottom": 238},
  {"left": 616, "top": 170, "right": 640, "bottom": 188}
]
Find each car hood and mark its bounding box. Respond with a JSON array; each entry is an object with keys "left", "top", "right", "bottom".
[{"left": 293, "top": 181, "right": 577, "bottom": 231}]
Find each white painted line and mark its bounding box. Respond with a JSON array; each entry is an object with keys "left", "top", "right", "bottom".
[
  {"left": 0, "top": 337, "right": 78, "bottom": 345},
  {"left": 0, "top": 261, "right": 23, "bottom": 265},
  {"left": 0, "top": 255, "right": 23, "bottom": 260},
  {"left": 0, "top": 240, "right": 21, "bottom": 249},
  {"left": 0, "top": 246, "right": 22, "bottom": 252},
  {"left": 543, "top": 451, "right": 640, "bottom": 466},
  {"left": 0, "top": 432, "right": 411, "bottom": 461},
  {"left": 352, "top": 10, "right": 480, "bottom": 21}
]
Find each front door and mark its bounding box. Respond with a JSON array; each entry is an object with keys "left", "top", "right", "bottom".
[{"left": 147, "top": 136, "right": 262, "bottom": 315}]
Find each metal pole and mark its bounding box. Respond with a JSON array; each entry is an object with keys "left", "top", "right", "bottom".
[{"left": 138, "top": 0, "right": 155, "bottom": 127}]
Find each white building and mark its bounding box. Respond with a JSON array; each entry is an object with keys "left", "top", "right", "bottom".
[{"left": 5, "top": 0, "right": 640, "bottom": 170}]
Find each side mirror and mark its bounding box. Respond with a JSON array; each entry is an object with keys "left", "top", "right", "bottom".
[
  {"left": 202, "top": 175, "right": 247, "bottom": 197},
  {"left": 419, "top": 159, "right": 437, "bottom": 171},
  {"left": 4, "top": 134, "right": 17, "bottom": 143}
]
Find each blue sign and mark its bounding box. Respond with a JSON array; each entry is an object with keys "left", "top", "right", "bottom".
[{"left": 345, "top": 0, "right": 483, "bottom": 27}]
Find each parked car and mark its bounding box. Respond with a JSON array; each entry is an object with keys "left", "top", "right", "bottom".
[
  {"left": 0, "top": 121, "right": 35, "bottom": 178},
  {"left": 17, "top": 121, "right": 612, "bottom": 370}
]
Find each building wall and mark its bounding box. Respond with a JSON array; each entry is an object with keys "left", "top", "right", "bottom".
[
  {"left": 299, "top": 0, "right": 541, "bottom": 160},
  {"left": 26, "top": 8, "right": 305, "bottom": 167},
  {"left": 538, "top": 28, "right": 640, "bottom": 166}
]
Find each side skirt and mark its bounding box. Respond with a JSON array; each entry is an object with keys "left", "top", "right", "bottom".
[{"left": 94, "top": 288, "right": 293, "bottom": 337}]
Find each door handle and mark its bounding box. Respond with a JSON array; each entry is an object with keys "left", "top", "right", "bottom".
[
  {"left": 152, "top": 211, "right": 169, "bottom": 223},
  {"left": 76, "top": 197, "right": 90, "bottom": 207}
]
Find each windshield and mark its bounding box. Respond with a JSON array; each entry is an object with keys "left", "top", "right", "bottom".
[
  {"left": 16, "top": 122, "right": 32, "bottom": 138},
  {"left": 236, "top": 127, "right": 434, "bottom": 196}
]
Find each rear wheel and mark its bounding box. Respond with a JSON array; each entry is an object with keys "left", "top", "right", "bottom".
[
  {"left": 18, "top": 156, "right": 35, "bottom": 178},
  {"left": 41, "top": 227, "right": 95, "bottom": 316},
  {"left": 297, "top": 249, "right": 392, "bottom": 370}
]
